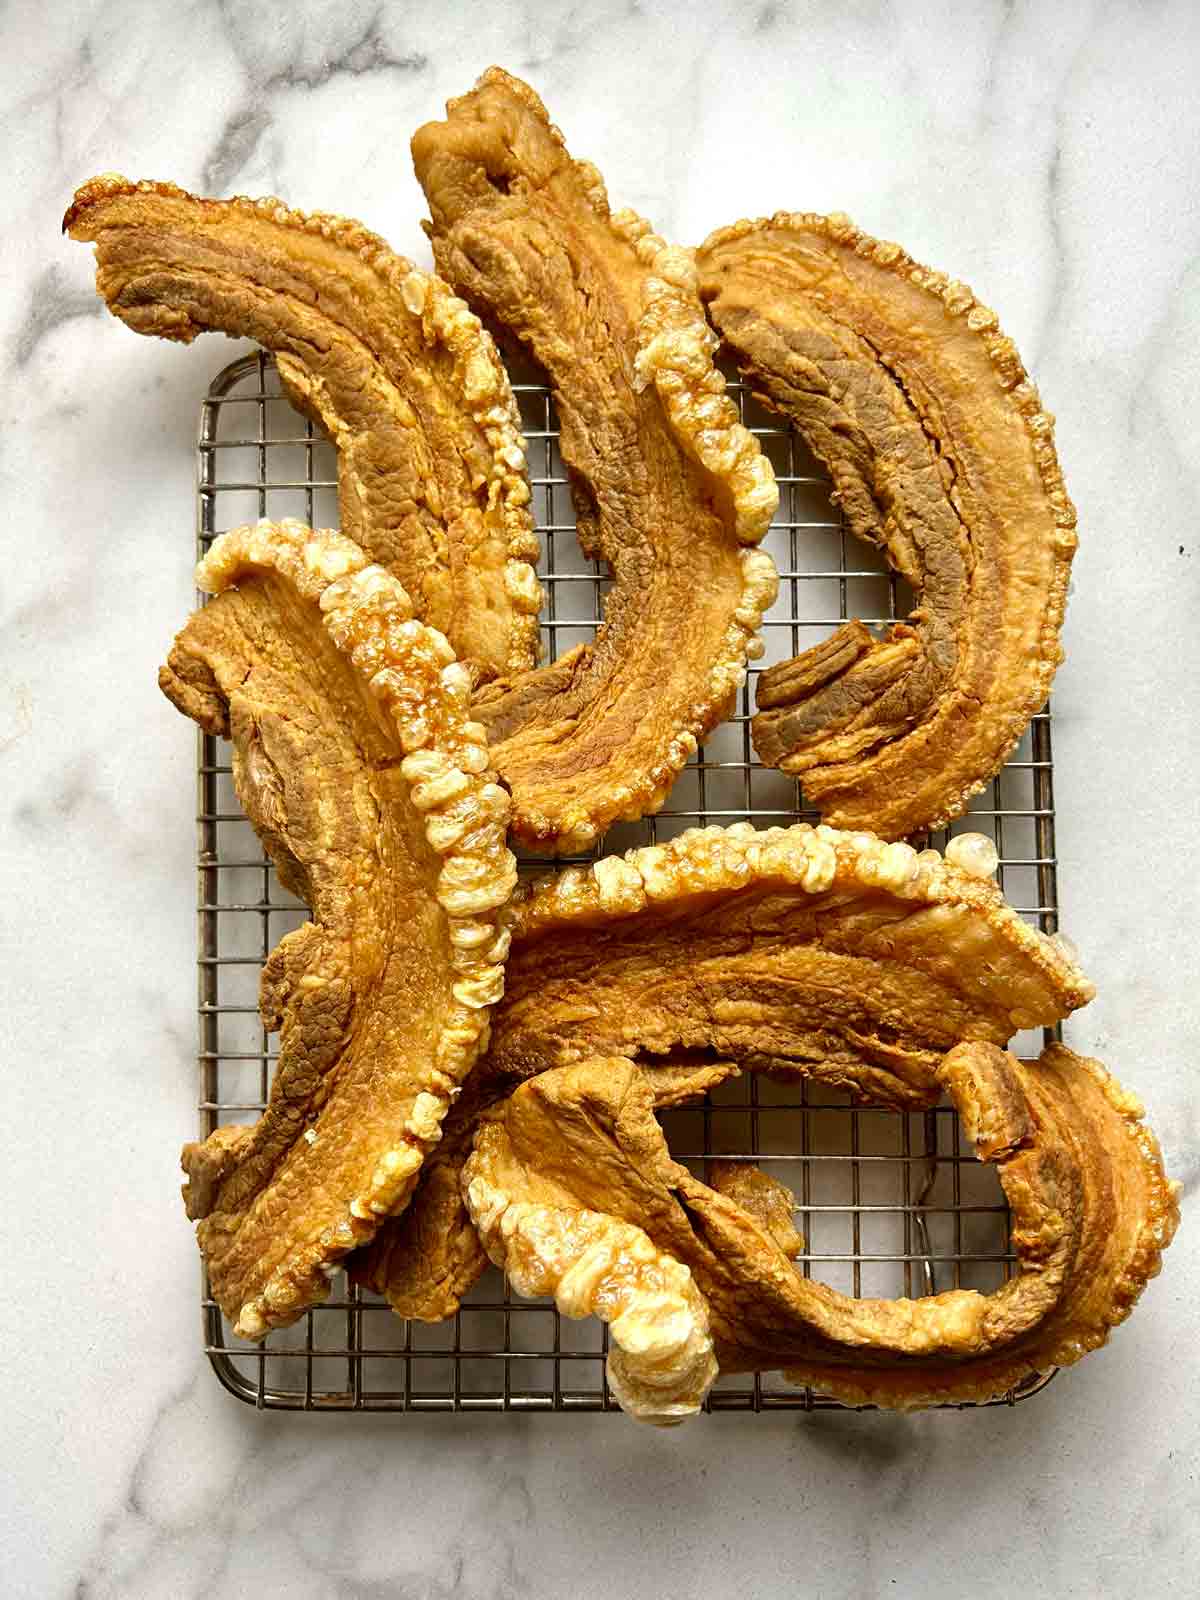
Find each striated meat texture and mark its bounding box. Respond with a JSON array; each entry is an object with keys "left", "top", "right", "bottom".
[
  {"left": 161, "top": 520, "right": 516, "bottom": 1338},
  {"left": 490, "top": 823, "right": 1092, "bottom": 1107},
  {"left": 65, "top": 177, "right": 541, "bottom": 681},
  {"left": 356, "top": 821, "right": 1092, "bottom": 1319},
  {"left": 465, "top": 1046, "right": 1178, "bottom": 1422},
  {"left": 697, "top": 213, "right": 1078, "bottom": 839},
  {"left": 412, "top": 68, "right": 779, "bottom": 851}
]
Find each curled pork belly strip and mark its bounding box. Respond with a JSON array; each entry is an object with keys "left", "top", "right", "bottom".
[
  {"left": 776, "top": 1042, "right": 1181, "bottom": 1407},
  {"left": 464, "top": 1058, "right": 721, "bottom": 1426},
  {"left": 65, "top": 177, "right": 541, "bottom": 681},
  {"left": 161, "top": 520, "right": 517, "bottom": 1338},
  {"left": 466, "top": 1046, "right": 1177, "bottom": 1422},
  {"left": 356, "top": 822, "right": 1092, "bottom": 1319},
  {"left": 697, "top": 213, "right": 1078, "bottom": 839},
  {"left": 413, "top": 68, "right": 779, "bottom": 851},
  {"left": 350, "top": 1051, "right": 738, "bottom": 1321}
]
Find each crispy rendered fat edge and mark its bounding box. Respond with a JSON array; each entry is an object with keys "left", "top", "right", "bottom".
[
  {"left": 504, "top": 821, "right": 1094, "bottom": 1024},
  {"left": 417, "top": 69, "right": 780, "bottom": 852},
  {"left": 611, "top": 207, "right": 779, "bottom": 546},
  {"left": 464, "top": 1106, "right": 720, "bottom": 1427},
  {"left": 698, "top": 210, "right": 1077, "bottom": 834},
  {"left": 185, "top": 518, "right": 518, "bottom": 1339},
  {"left": 64, "top": 173, "right": 543, "bottom": 678}
]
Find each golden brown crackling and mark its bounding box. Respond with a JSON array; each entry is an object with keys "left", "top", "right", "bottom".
[
  {"left": 697, "top": 211, "right": 1078, "bottom": 839},
  {"left": 350, "top": 1051, "right": 738, "bottom": 1319},
  {"left": 500, "top": 823, "right": 1094, "bottom": 1086},
  {"left": 165, "top": 520, "right": 517, "bottom": 1339},
  {"left": 467, "top": 1047, "right": 1177, "bottom": 1422},
  {"left": 464, "top": 1057, "right": 720, "bottom": 1425},
  {"left": 412, "top": 68, "right": 778, "bottom": 852},
  {"left": 359, "top": 821, "right": 1092, "bottom": 1319},
  {"left": 65, "top": 174, "right": 541, "bottom": 682}
]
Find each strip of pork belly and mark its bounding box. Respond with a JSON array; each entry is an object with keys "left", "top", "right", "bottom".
[
  {"left": 412, "top": 68, "right": 778, "bottom": 851},
  {"left": 65, "top": 176, "right": 541, "bottom": 681},
  {"left": 465, "top": 1045, "right": 1177, "bottom": 1422},
  {"left": 697, "top": 212, "right": 1077, "bottom": 839},
  {"left": 160, "top": 520, "right": 516, "bottom": 1338}
]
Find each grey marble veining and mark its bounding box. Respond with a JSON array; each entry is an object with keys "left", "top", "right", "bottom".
[{"left": 2, "top": 2, "right": 1198, "bottom": 1596}]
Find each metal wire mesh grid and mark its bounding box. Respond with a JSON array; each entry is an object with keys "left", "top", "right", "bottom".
[{"left": 195, "top": 349, "right": 1060, "bottom": 1412}]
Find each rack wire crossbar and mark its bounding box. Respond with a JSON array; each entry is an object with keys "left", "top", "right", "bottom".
[{"left": 196, "top": 351, "right": 1059, "bottom": 1413}]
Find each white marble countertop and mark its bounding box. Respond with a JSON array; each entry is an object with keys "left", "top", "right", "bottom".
[{"left": 3, "top": 2, "right": 1199, "bottom": 1595}]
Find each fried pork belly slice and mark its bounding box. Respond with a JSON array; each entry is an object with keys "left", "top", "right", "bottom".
[
  {"left": 357, "top": 822, "right": 1091, "bottom": 1319},
  {"left": 412, "top": 68, "right": 778, "bottom": 851},
  {"left": 490, "top": 823, "right": 1093, "bottom": 1110},
  {"left": 64, "top": 177, "right": 540, "bottom": 681},
  {"left": 350, "top": 1052, "right": 737, "bottom": 1320},
  {"left": 464, "top": 1058, "right": 721, "bottom": 1426},
  {"left": 773, "top": 1042, "right": 1178, "bottom": 1408},
  {"left": 161, "top": 520, "right": 516, "bottom": 1339},
  {"left": 696, "top": 213, "right": 1078, "bottom": 839},
  {"left": 466, "top": 1046, "right": 1178, "bottom": 1423}
]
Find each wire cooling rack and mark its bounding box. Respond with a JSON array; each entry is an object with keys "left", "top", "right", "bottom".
[{"left": 195, "top": 349, "right": 1060, "bottom": 1412}]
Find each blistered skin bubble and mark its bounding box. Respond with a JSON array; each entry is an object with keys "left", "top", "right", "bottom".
[{"left": 946, "top": 831, "right": 1000, "bottom": 880}]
